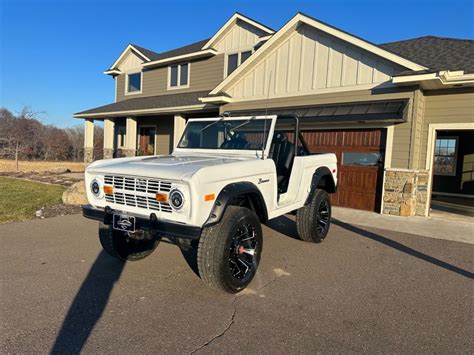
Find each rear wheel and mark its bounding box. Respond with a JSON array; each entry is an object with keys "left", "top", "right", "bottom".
[
  {"left": 99, "top": 223, "right": 160, "bottom": 261},
  {"left": 296, "top": 189, "right": 331, "bottom": 243},
  {"left": 197, "top": 206, "right": 262, "bottom": 293}
]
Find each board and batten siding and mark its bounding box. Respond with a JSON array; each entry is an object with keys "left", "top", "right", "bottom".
[
  {"left": 226, "top": 24, "right": 404, "bottom": 100},
  {"left": 214, "top": 19, "right": 268, "bottom": 53},
  {"left": 419, "top": 89, "right": 474, "bottom": 169},
  {"left": 117, "top": 51, "right": 145, "bottom": 72},
  {"left": 116, "top": 54, "right": 225, "bottom": 101}
]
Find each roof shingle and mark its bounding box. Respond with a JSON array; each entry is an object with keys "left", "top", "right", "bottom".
[
  {"left": 75, "top": 90, "right": 211, "bottom": 116},
  {"left": 380, "top": 36, "right": 474, "bottom": 74}
]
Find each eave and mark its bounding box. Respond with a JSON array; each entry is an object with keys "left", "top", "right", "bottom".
[{"left": 392, "top": 70, "right": 474, "bottom": 89}]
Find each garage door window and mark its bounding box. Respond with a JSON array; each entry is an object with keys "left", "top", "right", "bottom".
[{"left": 343, "top": 152, "right": 381, "bottom": 166}]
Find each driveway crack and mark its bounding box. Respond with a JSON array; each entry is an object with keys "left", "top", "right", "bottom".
[{"left": 189, "top": 296, "right": 237, "bottom": 354}]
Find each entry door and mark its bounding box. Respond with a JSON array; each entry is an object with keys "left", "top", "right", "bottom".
[
  {"left": 138, "top": 127, "right": 156, "bottom": 155},
  {"left": 302, "top": 129, "right": 386, "bottom": 212}
]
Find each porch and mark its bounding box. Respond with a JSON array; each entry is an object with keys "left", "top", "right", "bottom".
[{"left": 82, "top": 111, "right": 218, "bottom": 163}]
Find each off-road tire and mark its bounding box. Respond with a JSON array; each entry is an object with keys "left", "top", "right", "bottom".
[
  {"left": 197, "top": 206, "right": 262, "bottom": 293},
  {"left": 99, "top": 222, "right": 159, "bottom": 261},
  {"left": 296, "top": 189, "right": 331, "bottom": 243}
]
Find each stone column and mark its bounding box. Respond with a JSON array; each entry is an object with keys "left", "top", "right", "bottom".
[
  {"left": 124, "top": 117, "right": 137, "bottom": 157},
  {"left": 84, "top": 118, "right": 94, "bottom": 164},
  {"left": 173, "top": 114, "right": 186, "bottom": 148},
  {"left": 103, "top": 118, "right": 115, "bottom": 159},
  {"left": 382, "top": 168, "right": 430, "bottom": 217}
]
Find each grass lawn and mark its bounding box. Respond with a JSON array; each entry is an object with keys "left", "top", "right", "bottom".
[{"left": 0, "top": 177, "right": 65, "bottom": 223}]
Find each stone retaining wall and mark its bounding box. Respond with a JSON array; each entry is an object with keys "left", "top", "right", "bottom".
[{"left": 382, "top": 169, "right": 429, "bottom": 217}]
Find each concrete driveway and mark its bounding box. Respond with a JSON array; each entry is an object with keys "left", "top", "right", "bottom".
[{"left": 1, "top": 214, "right": 473, "bottom": 353}]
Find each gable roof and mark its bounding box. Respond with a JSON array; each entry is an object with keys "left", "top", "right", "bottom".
[
  {"left": 209, "top": 12, "right": 427, "bottom": 96},
  {"left": 147, "top": 38, "right": 210, "bottom": 61},
  {"left": 380, "top": 36, "right": 474, "bottom": 74},
  {"left": 130, "top": 44, "right": 160, "bottom": 60},
  {"left": 202, "top": 12, "right": 275, "bottom": 50},
  {"left": 107, "top": 44, "right": 154, "bottom": 72}
]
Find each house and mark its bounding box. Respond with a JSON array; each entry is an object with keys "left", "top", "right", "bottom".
[{"left": 74, "top": 12, "right": 474, "bottom": 217}]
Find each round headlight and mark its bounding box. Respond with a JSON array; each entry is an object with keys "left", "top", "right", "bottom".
[
  {"left": 169, "top": 189, "right": 184, "bottom": 210},
  {"left": 91, "top": 179, "right": 101, "bottom": 197}
]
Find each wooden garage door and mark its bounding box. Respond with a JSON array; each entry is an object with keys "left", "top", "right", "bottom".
[{"left": 302, "top": 129, "right": 386, "bottom": 212}]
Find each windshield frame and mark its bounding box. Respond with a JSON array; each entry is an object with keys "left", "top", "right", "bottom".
[{"left": 173, "top": 115, "right": 277, "bottom": 158}]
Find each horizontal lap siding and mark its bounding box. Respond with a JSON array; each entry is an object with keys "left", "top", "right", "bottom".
[{"left": 116, "top": 55, "right": 225, "bottom": 101}]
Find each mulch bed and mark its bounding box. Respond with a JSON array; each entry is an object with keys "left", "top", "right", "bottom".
[
  {"left": 36, "top": 204, "right": 83, "bottom": 219},
  {"left": 0, "top": 172, "right": 83, "bottom": 187}
]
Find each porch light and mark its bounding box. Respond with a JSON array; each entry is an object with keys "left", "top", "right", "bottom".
[{"left": 155, "top": 193, "right": 169, "bottom": 203}]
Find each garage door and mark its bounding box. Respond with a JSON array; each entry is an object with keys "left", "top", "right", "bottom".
[{"left": 302, "top": 129, "right": 386, "bottom": 212}]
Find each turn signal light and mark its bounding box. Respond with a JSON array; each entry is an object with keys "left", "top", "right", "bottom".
[
  {"left": 156, "top": 193, "right": 168, "bottom": 203},
  {"left": 204, "top": 193, "right": 215, "bottom": 202},
  {"left": 103, "top": 185, "right": 113, "bottom": 194}
]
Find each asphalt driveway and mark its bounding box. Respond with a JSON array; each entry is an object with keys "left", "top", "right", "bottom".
[{"left": 1, "top": 214, "right": 473, "bottom": 353}]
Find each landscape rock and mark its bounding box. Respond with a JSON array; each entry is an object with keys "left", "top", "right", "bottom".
[
  {"left": 48, "top": 166, "right": 70, "bottom": 174},
  {"left": 62, "top": 181, "right": 87, "bottom": 205}
]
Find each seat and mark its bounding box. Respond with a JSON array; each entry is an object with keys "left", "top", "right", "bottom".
[
  {"left": 220, "top": 132, "right": 249, "bottom": 149},
  {"left": 268, "top": 131, "right": 295, "bottom": 194}
]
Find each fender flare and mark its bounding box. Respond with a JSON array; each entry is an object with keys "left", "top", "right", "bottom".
[
  {"left": 204, "top": 182, "right": 269, "bottom": 227},
  {"left": 305, "top": 167, "right": 337, "bottom": 205}
]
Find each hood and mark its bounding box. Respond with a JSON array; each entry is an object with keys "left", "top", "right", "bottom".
[{"left": 87, "top": 154, "right": 249, "bottom": 181}]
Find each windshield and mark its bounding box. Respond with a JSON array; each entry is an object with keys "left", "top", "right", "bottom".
[{"left": 177, "top": 118, "right": 272, "bottom": 150}]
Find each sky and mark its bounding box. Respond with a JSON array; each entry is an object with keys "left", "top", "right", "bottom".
[{"left": 1, "top": 0, "right": 473, "bottom": 128}]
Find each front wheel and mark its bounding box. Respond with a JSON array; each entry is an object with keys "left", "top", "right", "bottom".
[
  {"left": 296, "top": 189, "right": 331, "bottom": 243},
  {"left": 99, "top": 223, "right": 160, "bottom": 261},
  {"left": 197, "top": 206, "right": 263, "bottom": 293}
]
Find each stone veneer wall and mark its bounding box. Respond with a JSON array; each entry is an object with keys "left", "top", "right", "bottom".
[
  {"left": 84, "top": 147, "right": 94, "bottom": 165},
  {"left": 382, "top": 169, "right": 430, "bottom": 217},
  {"left": 103, "top": 148, "right": 114, "bottom": 160},
  {"left": 122, "top": 149, "right": 136, "bottom": 157}
]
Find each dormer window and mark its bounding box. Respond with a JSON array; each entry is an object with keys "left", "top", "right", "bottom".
[
  {"left": 126, "top": 72, "right": 142, "bottom": 94},
  {"left": 169, "top": 63, "right": 190, "bottom": 89},
  {"left": 226, "top": 50, "right": 252, "bottom": 76}
]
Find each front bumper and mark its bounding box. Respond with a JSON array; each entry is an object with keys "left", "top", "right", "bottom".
[{"left": 82, "top": 204, "right": 201, "bottom": 240}]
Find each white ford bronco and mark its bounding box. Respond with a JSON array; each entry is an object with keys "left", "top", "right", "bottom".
[{"left": 82, "top": 115, "right": 337, "bottom": 293}]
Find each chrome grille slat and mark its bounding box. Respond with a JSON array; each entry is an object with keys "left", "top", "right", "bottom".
[{"left": 103, "top": 174, "right": 173, "bottom": 213}]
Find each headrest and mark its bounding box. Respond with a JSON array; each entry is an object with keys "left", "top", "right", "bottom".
[{"left": 272, "top": 131, "right": 289, "bottom": 143}]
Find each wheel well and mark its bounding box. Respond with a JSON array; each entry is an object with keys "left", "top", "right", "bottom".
[
  {"left": 317, "top": 174, "right": 336, "bottom": 193},
  {"left": 229, "top": 193, "right": 268, "bottom": 223}
]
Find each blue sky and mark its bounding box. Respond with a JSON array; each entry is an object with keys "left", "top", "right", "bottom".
[{"left": 1, "top": 0, "right": 473, "bottom": 127}]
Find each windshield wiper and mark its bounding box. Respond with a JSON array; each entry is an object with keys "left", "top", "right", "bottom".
[
  {"left": 200, "top": 117, "right": 225, "bottom": 132},
  {"left": 231, "top": 116, "right": 256, "bottom": 131}
]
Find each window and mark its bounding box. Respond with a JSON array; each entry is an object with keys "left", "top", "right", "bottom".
[
  {"left": 343, "top": 152, "right": 381, "bottom": 166},
  {"left": 434, "top": 137, "right": 458, "bottom": 175},
  {"left": 126, "top": 72, "right": 141, "bottom": 93},
  {"left": 226, "top": 50, "right": 253, "bottom": 76},
  {"left": 169, "top": 63, "right": 189, "bottom": 88}
]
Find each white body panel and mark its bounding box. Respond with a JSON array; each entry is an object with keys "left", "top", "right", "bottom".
[{"left": 85, "top": 116, "right": 337, "bottom": 228}]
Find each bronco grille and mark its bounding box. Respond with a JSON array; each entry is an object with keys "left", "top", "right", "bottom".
[{"left": 104, "top": 175, "right": 173, "bottom": 213}]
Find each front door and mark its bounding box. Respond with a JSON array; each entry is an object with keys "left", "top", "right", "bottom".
[
  {"left": 302, "top": 129, "right": 386, "bottom": 212},
  {"left": 138, "top": 126, "right": 156, "bottom": 155}
]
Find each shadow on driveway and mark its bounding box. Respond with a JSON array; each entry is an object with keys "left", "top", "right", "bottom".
[
  {"left": 267, "top": 214, "right": 473, "bottom": 280},
  {"left": 51, "top": 250, "right": 125, "bottom": 354},
  {"left": 332, "top": 219, "right": 474, "bottom": 280}
]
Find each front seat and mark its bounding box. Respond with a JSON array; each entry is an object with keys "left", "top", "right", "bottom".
[
  {"left": 220, "top": 132, "right": 249, "bottom": 149},
  {"left": 268, "top": 131, "right": 295, "bottom": 194}
]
